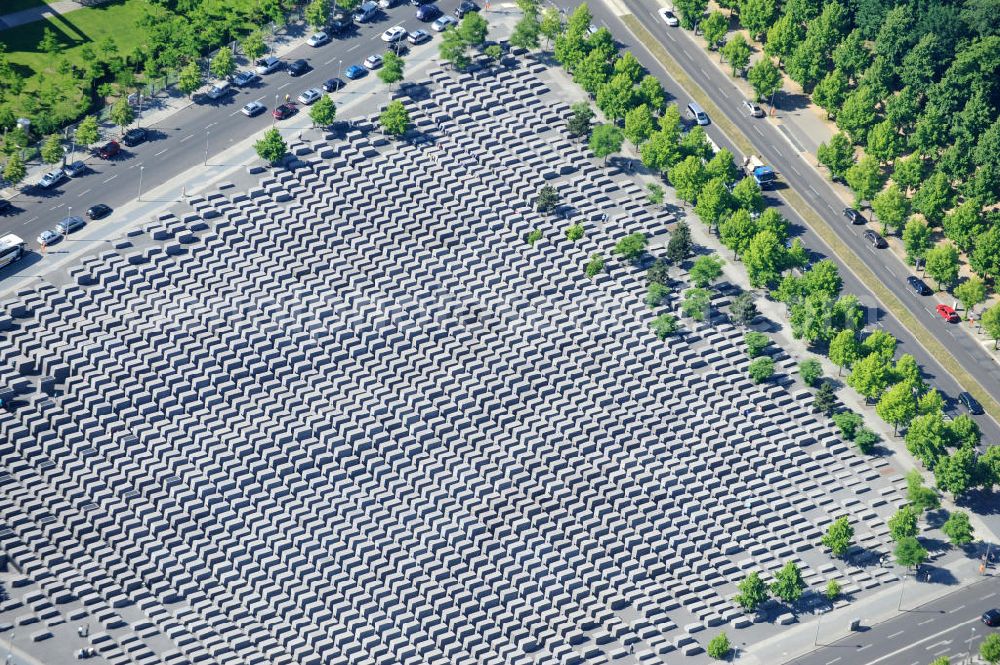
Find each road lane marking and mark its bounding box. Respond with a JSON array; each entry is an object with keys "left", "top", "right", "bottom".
[
  {"left": 666, "top": 31, "right": 675, "bottom": 41},
  {"left": 180, "top": 134, "right": 194, "bottom": 143},
  {"left": 808, "top": 185, "right": 819, "bottom": 197},
  {"left": 926, "top": 640, "right": 951, "bottom": 649},
  {"left": 771, "top": 144, "right": 783, "bottom": 157},
  {"left": 825, "top": 658, "right": 841, "bottom": 665},
  {"left": 102, "top": 174, "right": 118, "bottom": 182},
  {"left": 154, "top": 149, "right": 168, "bottom": 156},
  {"left": 887, "top": 631, "right": 904, "bottom": 639},
  {"left": 22, "top": 216, "right": 38, "bottom": 226},
  {"left": 699, "top": 67, "right": 708, "bottom": 77},
  {"left": 348, "top": 43, "right": 360, "bottom": 52},
  {"left": 864, "top": 619, "right": 979, "bottom": 665},
  {"left": 917, "top": 618, "right": 935, "bottom": 626},
  {"left": 76, "top": 189, "right": 91, "bottom": 197},
  {"left": 753, "top": 126, "right": 763, "bottom": 136},
  {"left": 684, "top": 50, "right": 693, "bottom": 60},
  {"left": 950, "top": 604, "right": 966, "bottom": 613},
  {"left": 278, "top": 82, "right": 291, "bottom": 90},
  {"left": 982, "top": 592, "right": 997, "bottom": 600},
  {"left": 325, "top": 56, "right": 340, "bottom": 64},
  {"left": 717, "top": 86, "right": 728, "bottom": 98},
  {"left": 206, "top": 121, "right": 218, "bottom": 128},
  {"left": 49, "top": 204, "right": 63, "bottom": 210},
  {"left": 857, "top": 644, "right": 871, "bottom": 652},
  {"left": 790, "top": 165, "right": 801, "bottom": 176}
]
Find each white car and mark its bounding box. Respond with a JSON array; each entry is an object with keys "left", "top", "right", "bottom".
[
  {"left": 363, "top": 54, "right": 383, "bottom": 69},
  {"left": 241, "top": 101, "right": 266, "bottom": 117},
  {"left": 297, "top": 88, "right": 323, "bottom": 105},
  {"left": 381, "top": 26, "right": 407, "bottom": 42},
  {"left": 38, "top": 170, "right": 66, "bottom": 189},
  {"left": 307, "top": 31, "right": 330, "bottom": 47},
  {"left": 658, "top": 8, "right": 679, "bottom": 26},
  {"left": 742, "top": 99, "right": 764, "bottom": 117},
  {"left": 407, "top": 29, "right": 431, "bottom": 44},
  {"left": 37, "top": 229, "right": 61, "bottom": 246},
  {"left": 432, "top": 14, "right": 457, "bottom": 31}
]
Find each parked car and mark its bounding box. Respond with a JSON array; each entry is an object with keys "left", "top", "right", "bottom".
[
  {"left": 907, "top": 275, "right": 932, "bottom": 296},
  {"left": 86, "top": 204, "right": 112, "bottom": 220},
  {"left": 455, "top": 0, "right": 479, "bottom": 17},
  {"left": 64, "top": 161, "right": 87, "bottom": 177},
  {"left": 122, "top": 127, "right": 148, "bottom": 147},
  {"left": 297, "top": 88, "right": 323, "bottom": 105},
  {"left": 232, "top": 70, "right": 260, "bottom": 86},
  {"left": 432, "top": 14, "right": 457, "bottom": 30},
  {"left": 37, "top": 229, "right": 61, "bottom": 246},
  {"left": 863, "top": 229, "right": 887, "bottom": 248},
  {"left": 741, "top": 99, "right": 764, "bottom": 117},
  {"left": 842, "top": 207, "right": 864, "bottom": 224},
  {"left": 379, "top": 0, "right": 398, "bottom": 8},
  {"left": 658, "top": 8, "right": 679, "bottom": 25},
  {"left": 288, "top": 59, "right": 311, "bottom": 76},
  {"left": 936, "top": 303, "right": 960, "bottom": 323},
  {"left": 56, "top": 216, "right": 85, "bottom": 235},
  {"left": 959, "top": 391, "right": 984, "bottom": 415},
  {"left": 38, "top": 170, "right": 66, "bottom": 189},
  {"left": 416, "top": 4, "right": 441, "bottom": 20},
  {"left": 364, "top": 54, "right": 383, "bottom": 69},
  {"left": 408, "top": 29, "right": 431, "bottom": 44},
  {"left": 345, "top": 64, "right": 367, "bottom": 79},
  {"left": 410, "top": 0, "right": 434, "bottom": 5},
  {"left": 272, "top": 103, "right": 298, "bottom": 119},
  {"left": 329, "top": 17, "right": 353, "bottom": 33},
  {"left": 97, "top": 140, "right": 120, "bottom": 159},
  {"left": 382, "top": 26, "right": 407, "bottom": 42},
  {"left": 323, "top": 78, "right": 346, "bottom": 92},
  {"left": 307, "top": 31, "right": 331, "bottom": 47},
  {"left": 241, "top": 101, "right": 267, "bottom": 117},
  {"left": 255, "top": 56, "right": 282, "bottom": 74}
]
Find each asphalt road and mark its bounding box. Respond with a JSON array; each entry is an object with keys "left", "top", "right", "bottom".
[
  {"left": 0, "top": 1, "right": 451, "bottom": 261},
  {"left": 787, "top": 576, "right": 1000, "bottom": 665},
  {"left": 546, "top": 0, "right": 1000, "bottom": 450}
]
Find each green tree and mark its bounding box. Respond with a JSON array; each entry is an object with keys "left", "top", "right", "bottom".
[
  {"left": 667, "top": 222, "right": 692, "bottom": 264},
  {"left": 706, "top": 148, "right": 739, "bottom": 184},
  {"left": 802, "top": 259, "right": 843, "bottom": 299},
  {"left": 892, "top": 154, "right": 925, "bottom": 195},
  {"left": 735, "top": 571, "right": 769, "bottom": 612},
  {"left": 458, "top": 12, "right": 489, "bottom": 46},
  {"left": 305, "top": 0, "right": 332, "bottom": 29},
  {"left": 585, "top": 252, "right": 605, "bottom": 278},
  {"left": 902, "top": 217, "right": 932, "bottom": 266},
  {"left": 587, "top": 28, "right": 616, "bottom": 63},
  {"left": 730, "top": 291, "right": 758, "bottom": 326},
  {"left": 640, "top": 130, "right": 680, "bottom": 173},
  {"left": 700, "top": 11, "right": 728, "bottom": 50},
  {"left": 2, "top": 153, "right": 26, "bottom": 187},
  {"left": 824, "top": 579, "right": 841, "bottom": 601},
  {"left": 744, "top": 331, "right": 770, "bottom": 358},
  {"left": 210, "top": 47, "right": 236, "bottom": 80},
  {"left": 971, "top": 228, "right": 1000, "bottom": 281},
  {"left": 785, "top": 238, "right": 809, "bottom": 272},
  {"left": 646, "top": 183, "right": 665, "bottom": 206},
  {"left": 917, "top": 388, "right": 944, "bottom": 417},
  {"left": 905, "top": 413, "right": 950, "bottom": 468},
  {"left": 537, "top": 184, "right": 559, "bottom": 214},
  {"left": 764, "top": 15, "right": 803, "bottom": 66},
  {"left": 943, "top": 201, "right": 986, "bottom": 253},
  {"left": 821, "top": 516, "right": 854, "bottom": 557},
  {"left": 539, "top": 7, "right": 563, "bottom": 50},
  {"left": 817, "top": 133, "right": 855, "bottom": 180},
  {"left": 646, "top": 283, "right": 671, "bottom": 309},
  {"left": 613, "top": 52, "right": 642, "bottom": 83},
  {"left": 554, "top": 4, "right": 591, "bottom": 69},
  {"left": 674, "top": 0, "right": 709, "bottom": 29},
  {"left": 525, "top": 229, "right": 542, "bottom": 246},
  {"left": 924, "top": 243, "right": 960, "bottom": 291},
  {"left": 893, "top": 353, "right": 923, "bottom": 392},
  {"left": 74, "top": 116, "right": 100, "bottom": 147},
  {"left": 770, "top": 561, "right": 806, "bottom": 604},
  {"left": 812, "top": 69, "right": 848, "bottom": 119},
  {"left": 905, "top": 470, "right": 940, "bottom": 512},
  {"left": 648, "top": 259, "right": 670, "bottom": 285},
  {"left": 984, "top": 303, "right": 1000, "bottom": 348},
  {"left": 732, "top": 176, "right": 764, "bottom": 215},
  {"left": 379, "top": 100, "right": 410, "bottom": 137},
  {"left": 650, "top": 313, "right": 679, "bottom": 339},
  {"left": 739, "top": 0, "right": 777, "bottom": 40},
  {"left": 980, "top": 446, "right": 1000, "bottom": 492},
  {"left": 638, "top": 75, "right": 666, "bottom": 112},
  {"left": 832, "top": 410, "right": 864, "bottom": 440},
  {"left": 681, "top": 126, "right": 713, "bottom": 161},
  {"left": 847, "top": 352, "right": 891, "bottom": 403},
  {"left": 888, "top": 505, "right": 919, "bottom": 541},
  {"left": 691, "top": 254, "right": 725, "bottom": 288},
  {"left": 565, "top": 223, "right": 584, "bottom": 240},
  {"left": 949, "top": 414, "right": 982, "bottom": 449},
  {"left": 40, "top": 135, "right": 63, "bottom": 165},
  {"left": 178, "top": 61, "right": 203, "bottom": 98},
  {"left": 623, "top": 104, "right": 654, "bottom": 146},
  {"left": 982, "top": 634, "right": 1000, "bottom": 665},
  {"left": 707, "top": 634, "right": 731, "bottom": 660},
  {"left": 378, "top": 51, "right": 404, "bottom": 87},
  {"left": 829, "top": 329, "right": 859, "bottom": 375},
  {"left": 832, "top": 29, "right": 870, "bottom": 80},
  {"left": 589, "top": 124, "right": 624, "bottom": 165},
  {"left": 844, "top": 155, "right": 883, "bottom": 208},
  {"left": 721, "top": 34, "right": 752, "bottom": 76},
  {"left": 871, "top": 183, "right": 909, "bottom": 235},
  {"left": 110, "top": 97, "right": 135, "bottom": 131},
  {"left": 861, "top": 329, "right": 896, "bottom": 360},
  {"left": 941, "top": 511, "right": 974, "bottom": 546},
  {"left": 309, "top": 95, "right": 336, "bottom": 127},
  {"left": 894, "top": 536, "right": 928, "bottom": 568},
  {"left": 912, "top": 171, "right": 954, "bottom": 226},
  {"left": 876, "top": 381, "right": 917, "bottom": 435},
  {"left": 837, "top": 86, "right": 879, "bottom": 144},
  {"left": 510, "top": 14, "right": 541, "bottom": 51},
  {"left": 567, "top": 102, "right": 595, "bottom": 138},
  {"left": 38, "top": 28, "right": 61, "bottom": 55},
  {"left": 669, "top": 156, "right": 707, "bottom": 207},
  {"left": 695, "top": 177, "right": 735, "bottom": 231},
  {"left": 254, "top": 127, "right": 287, "bottom": 164},
  {"left": 744, "top": 230, "right": 786, "bottom": 288},
  {"left": 242, "top": 31, "right": 267, "bottom": 61},
  {"left": 682, "top": 287, "right": 712, "bottom": 321},
  {"left": 747, "top": 58, "right": 782, "bottom": 103},
  {"left": 573, "top": 50, "right": 611, "bottom": 95},
  {"left": 748, "top": 356, "right": 775, "bottom": 383},
  {"left": 719, "top": 209, "right": 756, "bottom": 258},
  {"left": 613, "top": 232, "right": 647, "bottom": 263},
  {"left": 935, "top": 446, "right": 978, "bottom": 499},
  {"left": 595, "top": 74, "right": 635, "bottom": 122},
  {"left": 866, "top": 120, "right": 902, "bottom": 164},
  {"left": 813, "top": 380, "right": 837, "bottom": 415},
  {"left": 439, "top": 28, "right": 470, "bottom": 69}
]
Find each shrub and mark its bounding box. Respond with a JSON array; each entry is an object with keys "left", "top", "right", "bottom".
[
  {"left": 565, "top": 223, "right": 584, "bottom": 241},
  {"left": 798, "top": 359, "right": 823, "bottom": 387},
  {"left": 854, "top": 426, "right": 879, "bottom": 454},
  {"left": 650, "top": 314, "right": 679, "bottom": 339},
  {"left": 824, "top": 579, "right": 841, "bottom": 601},
  {"left": 744, "top": 331, "right": 770, "bottom": 358},
  {"left": 526, "top": 229, "right": 542, "bottom": 246},
  {"left": 645, "top": 283, "right": 671, "bottom": 309},
  {"left": 585, "top": 253, "right": 605, "bottom": 278},
  {"left": 748, "top": 357, "right": 775, "bottom": 384},
  {"left": 706, "top": 633, "right": 731, "bottom": 660},
  {"left": 831, "top": 410, "right": 863, "bottom": 440}
]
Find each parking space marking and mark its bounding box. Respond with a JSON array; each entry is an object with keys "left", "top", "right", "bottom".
[
  {"left": 22, "top": 216, "right": 38, "bottom": 227},
  {"left": 180, "top": 135, "right": 194, "bottom": 143},
  {"left": 154, "top": 149, "right": 168, "bottom": 156},
  {"left": 77, "top": 189, "right": 91, "bottom": 198},
  {"left": 348, "top": 43, "right": 361, "bottom": 52},
  {"left": 982, "top": 593, "right": 997, "bottom": 600},
  {"left": 278, "top": 82, "right": 291, "bottom": 90},
  {"left": 857, "top": 644, "right": 872, "bottom": 652},
  {"left": 949, "top": 605, "right": 966, "bottom": 613},
  {"left": 49, "top": 204, "right": 63, "bottom": 211},
  {"left": 103, "top": 174, "right": 118, "bottom": 183},
  {"left": 887, "top": 631, "right": 904, "bottom": 639}
]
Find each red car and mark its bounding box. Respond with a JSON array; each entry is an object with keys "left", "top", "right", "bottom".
[
  {"left": 936, "top": 304, "right": 960, "bottom": 323},
  {"left": 272, "top": 103, "right": 298, "bottom": 120},
  {"left": 97, "top": 140, "right": 120, "bottom": 159}
]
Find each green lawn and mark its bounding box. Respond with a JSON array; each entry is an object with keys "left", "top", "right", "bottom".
[{"left": 0, "top": 0, "right": 49, "bottom": 15}]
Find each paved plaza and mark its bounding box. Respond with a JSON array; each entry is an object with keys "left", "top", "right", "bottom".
[{"left": 0, "top": 58, "right": 927, "bottom": 665}]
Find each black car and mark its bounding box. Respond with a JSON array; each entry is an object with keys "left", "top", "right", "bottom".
[
  {"left": 122, "top": 127, "right": 148, "bottom": 147},
  {"left": 863, "top": 229, "right": 887, "bottom": 248},
  {"left": 288, "top": 59, "right": 311, "bottom": 76},
  {"left": 907, "top": 275, "right": 932, "bottom": 296},
  {"left": 323, "top": 77, "right": 346, "bottom": 92},
  {"left": 86, "top": 204, "right": 112, "bottom": 220},
  {"left": 843, "top": 207, "right": 864, "bottom": 224},
  {"left": 0, "top": 199, "right": 10, "bottom": 213},
  {"left": 416, "top": 3, "right": 441, "bottom": 19},
  {"left": 329, "top": 17, "right": 353, "bottom": 33},
  {"left": 455, "top": 0, "right": 479, "bottom": 16},
  {"left": 983, "top": 609, "right": 1000, "bottom": 627},
  {"left": 959, "top": 391, "right": 984, "bottom": 416}
]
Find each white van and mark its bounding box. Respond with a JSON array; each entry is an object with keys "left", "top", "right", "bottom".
[
  {"left": 0, "top": 234, "right": 27, "bottom": 269},
  {"left": 206, "top": 81, "right": 232, "bottom": 100},
  {"left": 255, "top": 56, "right": 282, "bottom": 74},
  {"left": 353, "top": 1, "right": 378, "bottom": 22},
  {"left": 686, "top": 102, "right": 709, "bottom": 125}
]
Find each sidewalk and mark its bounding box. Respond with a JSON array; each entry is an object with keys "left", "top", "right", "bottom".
[{"left": 0, "top": 0, "right": 81, "bottom": 30}]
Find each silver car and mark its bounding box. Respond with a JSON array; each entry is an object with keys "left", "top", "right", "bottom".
[
  {"left": 742, "top": 99, "right": 764, "bottom": 117},
  {"left": 37, "top": 229, "right": 61, "bottom": 246},
  {"left": 39, "top": 169, "right": 66, "bottom": 189},
  {"left": 297, "top": 88, "right": 323, "bottom": 105},
  {"left": 56, "top": 216, "right": 85, "bottom": 235}
]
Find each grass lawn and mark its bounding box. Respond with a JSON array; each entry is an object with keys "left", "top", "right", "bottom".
[
  {"left": 0, "top": 0, "right": 49, "bottom": 15},
  {"left": 1, "top": 0, "right": 152, "bottom": 127}
]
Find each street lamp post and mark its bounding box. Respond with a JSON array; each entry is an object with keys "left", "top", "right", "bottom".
[
  {"left": 204, "top": 130, "right": 210, "bottom": 166},
  {"left": 273, "top": 94, "right": 279, "bottom": 126},
  {"left": 897, "top": 574, "right": 907, "bottom": 611},
  {"left": 967, "top": 625, "right": 976, "bottom": 664},
  {"left": 137, "top": 165, "right": 145, "bottom": 201},
  {"left": 337, "top": 60, "right": 342, "bottom": 82}
]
